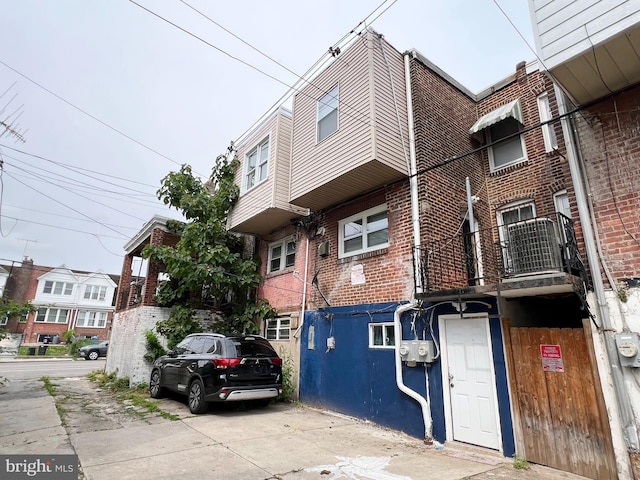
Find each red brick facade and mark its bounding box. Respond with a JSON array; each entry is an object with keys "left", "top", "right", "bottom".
[{"left": 573, "top": 86, "right": 640, "bottom": 286}]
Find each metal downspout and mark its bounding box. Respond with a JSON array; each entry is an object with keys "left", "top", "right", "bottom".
[
  {"left": 555, "top": 85, "right": 639, "bottom": 454},
  {"left": 392, "top": 52, "right": 432, "bottom": 440}
]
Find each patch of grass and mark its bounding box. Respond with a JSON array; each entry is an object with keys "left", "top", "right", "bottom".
[
  {"left": 87, "top": 371, "right": 179, "bottom": 420},
  {"left": 513, "top": 454, "right": 531, "bottom": 470},
  {"left": 40, "top": 376, "right": 68, "bottom": 426}
]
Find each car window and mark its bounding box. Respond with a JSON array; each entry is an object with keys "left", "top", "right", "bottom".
[
  {"left": 173, "top": 337, "right": 192, "bottom": 355},
  {"left": 232, "top": 337, "right": 277, "bottom": 358},
  {"left": 189, "top": 336, "right": 207, "bottom": 354},
  {"left": 202, "top": 337, "right": 221, "bottom": 355}
]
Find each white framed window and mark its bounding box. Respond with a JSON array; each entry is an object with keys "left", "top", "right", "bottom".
[
  {"left": 369, "top": 322, "right": 396, "bottom": 348},
  {"left": 76, "top": 311, "right": 107, "bottom": 328},
  {"left": 317, "top": 85, "right": 339, "bottom": 142},
  {"left": 268, "top": 237, "right": 296, "bottom": 273},
  {"left": 553, "top": 190, "right": 570, "bottom": 219},
  {"left": 244, "top": 137, "right": 269, "bottom": 190},
  {"left": 43, "top": 280, "right": 73, "bottom": 296},
  {"left": 35, "top": 308, "right": 69, "bottom": 324},
  {"left": 537, "top": 92, "right": 558, "bottom": 153},
  {"left": 1, "top": 316, "right": 7, "bottom": 326},
  {"left": 488, "top": 118, "right": 527, "bottom": 172},
  {"left": 339, "top": 205, "right": 389, "bottom": 259},
  {"left": 265, "top": 317, "right": 291, "bottom": 341},
  {"left": 497, "top": 200, "right": 536, "bottom": 229},
  {"left": 84, "top": 285, "right": 107, "bottom": 301}
]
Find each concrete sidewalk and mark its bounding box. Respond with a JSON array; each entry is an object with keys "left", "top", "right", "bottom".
[{"left": 0, "top": 377, "right": 590, "bottom": 480}]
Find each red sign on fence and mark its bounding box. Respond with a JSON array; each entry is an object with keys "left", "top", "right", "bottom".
[{"left": 540, "top": 344, "right": 564, "bottom": 372}]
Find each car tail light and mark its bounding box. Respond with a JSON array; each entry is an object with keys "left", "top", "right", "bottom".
[
  {"left": 271, "top": 358, "right": 282, "bottom": 366},
  {"left": 212, "top": 358, "right": 241, "bottom": 369}
]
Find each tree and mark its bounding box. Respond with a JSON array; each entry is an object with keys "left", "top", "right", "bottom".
[
  {"left": 142, "top": 154, "right": 276, "bottom": 349},
  {"left": 0, "top": 299, "right": 35, "bottom": 341}
]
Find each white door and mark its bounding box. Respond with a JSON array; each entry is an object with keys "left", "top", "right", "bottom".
[{"left": 443, "top": 316, "right": 500, "bottom": 449}]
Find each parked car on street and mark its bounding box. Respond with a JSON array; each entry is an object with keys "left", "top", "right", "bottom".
[
  {"left": 78, "top": 341, "right": 109, "bottom": 360},
  {"left": 149, "top": 333, "right": 282, "bottom": 414}
]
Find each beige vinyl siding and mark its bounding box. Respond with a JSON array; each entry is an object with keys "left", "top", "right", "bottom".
[
  {"left": 531, "top": 0, "right": 640, "bottom": 69},
  {"left": 371, "top": 35, "right": 409, "bottom": 174},
  {"left": 228, "top": 109, "right": 306, "bottom": 235},
  {"left": 290, "top": 30, "right": 408, "bottom": 210}
]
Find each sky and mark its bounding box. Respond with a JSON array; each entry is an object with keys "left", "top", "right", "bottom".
[{"left": 0, "top": 0, "right": 536, "bottom": 276}]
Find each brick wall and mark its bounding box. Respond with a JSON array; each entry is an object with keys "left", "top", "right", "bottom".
[
  {"left": 573, "top": 86, "right": 640, "bottom": 285},
  {"left": 306, "top": 183, "right": 414, "bottom": 309}
]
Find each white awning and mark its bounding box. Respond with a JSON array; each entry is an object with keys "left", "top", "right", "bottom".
[{"left": 469, "top": 99, "right": 523, "bottom": 135}]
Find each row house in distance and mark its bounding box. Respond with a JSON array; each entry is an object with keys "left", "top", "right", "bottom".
[
  {"left": 1, "top": 257, "right": 118, "bottom": 343},
  {"left": 228, "top": 26, "right": 622, "bottom": 479},
  {"left": 529, "top": 1, "right": 640, "bottom": 478}
]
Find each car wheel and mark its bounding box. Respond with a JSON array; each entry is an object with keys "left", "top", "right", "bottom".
[
  {"left": 188, "top": 379, "right": 208, "bottom": 414},
  {"left": 149, "top": 370, "right": 165, "bottom": 399},
  {"left": 87, "top": 351, "right": 99, "bottom": 360}
]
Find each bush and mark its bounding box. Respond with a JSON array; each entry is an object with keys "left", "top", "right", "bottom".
[{"left": 69, "top": 338, "right": 94, "bottom": 358}]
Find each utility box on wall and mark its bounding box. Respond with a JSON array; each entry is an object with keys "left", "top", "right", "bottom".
[
  {"left": 614, "top": 332, "right": 640, "bottom": 367},
  {"left": 399, "top": 340, "right": 434, "bottom": 365}
]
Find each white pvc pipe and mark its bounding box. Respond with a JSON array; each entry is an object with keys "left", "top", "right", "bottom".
[{"left": 394, "top": 301, "right": 432, "bottom": 440}]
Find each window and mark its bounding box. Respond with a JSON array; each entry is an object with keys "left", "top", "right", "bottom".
[
  {"left": 0, "top": 316, "right": 7, "bottom": 326},
  {"left": 488, "top": 118, "right": 527, "bottom": 172},
  {"left": 265, "top": 317, "right": 290, "bottom": 341},
  {"left": 339, "top": 205, "right": 389, "bottom": 258},
  {"left": 76, "top": 311, "right": 107, "bottom": 328},
  {"left": 498, "top": 201, "right": 535, "bottom": 227},
  {"left": 537, "top": 93, "right": 558, "bottom": 153},
  {"left": 553, "top": 190, "right": 570, "bottom": 219},
  {"left": 43, "top": 280, "right": 73, "bottom": 296},
  {"left": 369, "top": 322, "right": 395, "bottom": 348},
  {"left": 84, "top": 285, "right": 107, "bottom": 301},
  {"left": 317, "top": 85, "right": 338, "bottom": 142},
  {"left": 244, "top": 137, "right": 269, "bottom": 190},
  {"left": 35, "top": 308, "right": 69, "bottom": 324},
  {"left": 268, "top": 237, "right": 296, "bottom": 273}
]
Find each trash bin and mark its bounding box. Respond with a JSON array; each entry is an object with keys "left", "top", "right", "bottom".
[
  {"left": 38, "top": 345, "right": 48, "bottom": 356},
  {"left": 28, "top": 347, "right": 36, "bottom": 356}
]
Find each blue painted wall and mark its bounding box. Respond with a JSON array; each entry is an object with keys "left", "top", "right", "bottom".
[{"left": 298, "top": 300, "right": 514, "bottom": 456}]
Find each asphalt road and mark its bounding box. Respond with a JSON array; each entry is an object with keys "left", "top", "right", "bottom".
[{"left": 0, "top": 358, "right": 106, "bottom": 380}]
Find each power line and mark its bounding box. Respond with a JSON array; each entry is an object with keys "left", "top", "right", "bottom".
[
  {"left": 0, "top": 59, "right": 207, "bottom": 177},
  {"left": 5, "top": 165, "right": 148, "bottom": 221},
  {"left": 2, "top": 203, "right": 139, "bottom": 230},
  {"left": 2, "top": 171, "right": 131, "bottom": 237},
  {"left": 1, "top": 215, "right": 126, "bottom": 239}
]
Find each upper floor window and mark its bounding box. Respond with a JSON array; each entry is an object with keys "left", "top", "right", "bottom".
[
  {"left": 317, "top": 85, "right": 339, "bottom": 142},
  {"left": 537, "top": 93, "right": 558, "bottom": 153},
  {"left": 0, "top": 316, "right": 7, "bottom": 326},
  {"left": 245, "top": 137, "right": 269, "bottom": 190},
  {"left": 268, "top": 237, "right": 296, "bottom": 273},
  {"left": 43, "top": 280, "right": 73, "bottom": 296},
  {"left": 488, "top": 118, "right": 527, "bottom": 172},
  {"left": 265, "top": 317, "right": 291, "bottom": 341},
  {"left": 76, "top": 311, "right": 107, "bottom": 328},
  {"left": 84, "top": 285, "right": 107, "bottom": 301},
  {"left": 339, "top": 205, "right": 389, "bottom": 259},
  {"left": 35, "top": 307, "right": 69, "bottom": 324}
]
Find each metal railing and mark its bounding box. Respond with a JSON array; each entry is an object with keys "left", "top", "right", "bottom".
[{"left": 413, "top": 213, "right": 582, "bottom": 294}]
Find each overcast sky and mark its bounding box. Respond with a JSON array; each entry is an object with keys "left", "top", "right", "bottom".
[{"left": 0, "top": 0, "right": 535, "bottom": 275}]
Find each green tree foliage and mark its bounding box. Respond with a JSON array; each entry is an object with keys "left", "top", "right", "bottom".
[
  {"left": 0, "top": 299, "right": 35, "bottom": 340},
  {"left": 142, "top": 154, "right": 276, "bottom": 348}
]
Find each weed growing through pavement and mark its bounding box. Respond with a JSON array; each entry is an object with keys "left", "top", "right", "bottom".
[
  {"left": 40, "top": 377, "right": 68, "bottom": 426},
  {"left": 512, "top": 454, "right": 531, "bottom": 470},
  {"left": 87, "top": 371, "right": 179, "bottom": 420}
]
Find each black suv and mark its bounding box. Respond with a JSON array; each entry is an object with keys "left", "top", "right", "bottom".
[{"left": 149, "top": 333, "right": 283, "bottom": 414}]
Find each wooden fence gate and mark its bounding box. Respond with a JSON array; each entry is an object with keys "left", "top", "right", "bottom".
[{"left": 505, "top": 323, "right": 617, "bottom": 480}]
